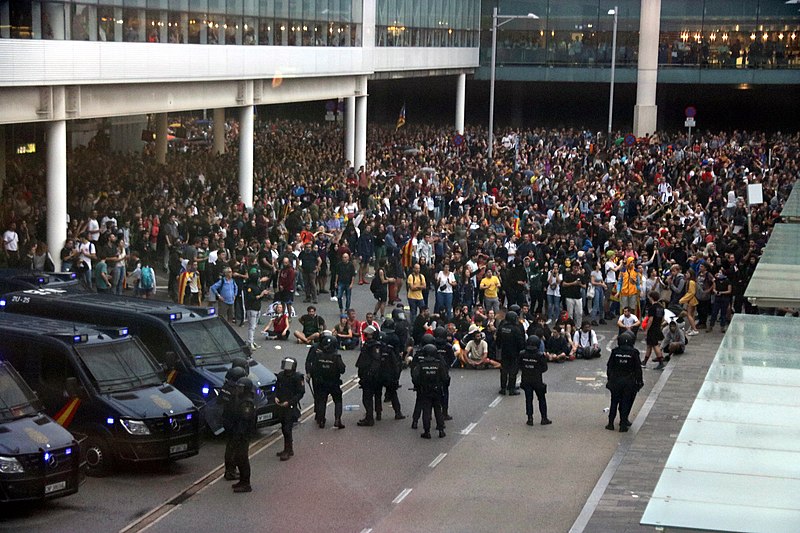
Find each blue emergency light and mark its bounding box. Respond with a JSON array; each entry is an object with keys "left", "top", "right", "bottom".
[
  {"left": 201, "top": 386, "right": 210, "bottom": 396},
  {"left": 65, "top": 448, "right": 72, "bottom": 455},
  {"left": 186, "top": 413, "right": 193, "bottom": 421},
  {"left": 106, "top": 417, "right": 114, "bottom": 425},
  {"left": 207, "top": 308, "right": 216, "bottom": 316}
]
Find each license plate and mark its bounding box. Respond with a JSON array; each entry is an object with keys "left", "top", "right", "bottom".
[
  {"left": 257, "top": 413, "right": 273, "bottom": 422},
  {"left": 45, "top": 481, "right": 66, "bottom": 495},
  {"left": 169, "top": 443, "right": 188, "bottom": 454}
]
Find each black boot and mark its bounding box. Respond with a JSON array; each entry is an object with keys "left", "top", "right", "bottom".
[
  {"left": 394, "top": 413, "right": 406, "bottom": 420},
  {"left": 443, "top": 410, "right": 452, "bottom": 421},
  {"left": 410, "top": 420, "right": 418, "bottom": 429},
  {"left": 420, "top": 432, "right": 431, "bottom": 439},
  {"left": 357, "top": 418, "right": 374, "bottom": 427},
  {"left": 438, "top": 429, "right": 446, "bottom": 438},
  {"left": 334, "top": 418, "right": 345, "bottom": 429},
  {"left": 224, "top": 471, "right": 239, "bottom": 481},
  {"left": 526, "top": 416, "right": 534, "bottom": 426},
  {"left": 232, "top": 481, "right": 252, "bottom": 493},
  {"left": 541, "top": 418, "right": 552, "bottom": 425},
  {"left": 279, "top": 443, "right": 294, "bottom": 461},
  {"left": 318, "top": 418, "right": 325, "bottom": 429},
  {"left": 605, "top": 422, "right": 615, "bottom": 430}
]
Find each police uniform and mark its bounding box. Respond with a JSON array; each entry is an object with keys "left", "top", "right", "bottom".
[
  {"left": 220, "top": 366, "right": 248, "bottom": 481},
  {"left": 411, "top": 344, "right": 448, "bottom": 438},
  {"left": 519, "top": 338, "right": 551, "bottom": 426},
  {"left": 229, "top": 377, "right": 256, "bottom": 492},
  {"left": 355, "top": 329, "right": 382, "bottom": 426},
  {"left": 306, "top": 336, "right": 346, "bottom": 429},
  {"left": 377, "top": 328, "right": 405, "bottom": 420},
  {"left": 434, "top": 335, "right": 455, "bottom": 420},
  {"left": 275, "top": 359, "right": 305, "bottom": 459},
  {"left": 496, "top": 312, "right": 525, "bottom": 395},
  {"left": 606, "top": 332, "right": 643, "bottom": 432}
]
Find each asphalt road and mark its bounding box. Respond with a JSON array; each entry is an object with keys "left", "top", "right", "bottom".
[{"left": 0, "top": 279, "right": 668, "bottom": 533}]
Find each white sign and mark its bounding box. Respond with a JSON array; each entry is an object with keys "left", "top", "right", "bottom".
[
  {"left": 684, "top": 118, "right": 696, "bottom": 128},
  {"left": 747, "top": 183, "right": 763, "bottom": 205}
]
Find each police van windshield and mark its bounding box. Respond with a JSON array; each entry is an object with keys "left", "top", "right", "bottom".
[
  {"left": 75, "top": 339, "right": 162, "bottom": 393},
  {"left": 0, "top": 364, "right": 40, "bottom": 421},
  {"left": 171, "top": 318, "right": 244, "bottom": 366}
]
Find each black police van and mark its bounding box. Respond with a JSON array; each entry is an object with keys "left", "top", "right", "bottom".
[
  {"left": 0, "top": 290, "right": 279, "bottom": 434},
  {"left": 0, "top": 313, "right": 200, "bottom": 475},
  {"left": 0, "top": 269, "right": 85, "bottom": 296},
  {"left": 0, "top": 360, "right": 84, "bottom": 502}
]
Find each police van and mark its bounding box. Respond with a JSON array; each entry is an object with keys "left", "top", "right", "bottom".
[
  {"left": 0, "top": 313, "right": 200, "bottom": 476},
  {"left": 0, "top": 290, "right": 279, "bottom": 434},
  {"left": 0, "top": 360, "right": 84, "bottom": 502},
  {"left": 0, "top": 269, "right": 85, "bottom": 296}
]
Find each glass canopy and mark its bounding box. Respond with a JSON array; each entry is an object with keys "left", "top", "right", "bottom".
[
  {"left": 744, "top": 223, "right": 800, "bottom": 308},
  {"left": 640, "top": 314, "right": 800, "bottom": 532},
  {"left": 782, "top": 182, "right": 800, "bottom": 222}
]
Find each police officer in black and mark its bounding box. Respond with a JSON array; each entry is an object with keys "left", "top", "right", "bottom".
[
  {"left": 377, "top": 320, "right": 406, "bottom": 420},
  {"left": 410, "top": 333, "right": 437, "bottom": 429},
  {"left": 606, "top": 331, "right": 643, "bottom": 432},
  {"left": 221, "top": 365, "right": 249, "bottom": 481},
  {"left": 496, "top": 311, "right": 526, "bottom": 395},
  {"left": 411, "top": 344, "right": 449, "bottom": 439},
  {"left": 229, "top": 377, "right": 256, "bottom": 493},
  {"left": 519, "top": 336, "right": 552, "bottom": 426},
  {"left": 355, "top": 326, "right": 381, "bottom": 426},
  {"left": 392, "top": 306, "right": 412, "bottom": 363},
  {"left": 274, "top": 357, "right": 305, "bottom": 460},
  {"left": 306, "top": 334, "right": 346, "bottom": 429},
  {"left": 433, "top": 326, "right": 455, "bottom": 421}
]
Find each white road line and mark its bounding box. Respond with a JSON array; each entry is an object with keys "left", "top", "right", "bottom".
[
  {"left": 392, "top": 488, "right": 413, "bottom": 504},
  {"left": 460, "top": 422, "right": 478, "bottom": 435},
  {"left": 137, "top": 504, "right": 182, "bottom": 533},
  {"left": 428, "top": 453, "right": 447, "bottom": 468},
  {"left": 488, "top": 396, "right": 503, "bottom": 408},
  {"left": 359, "top": 529, "right": 373, "bottom": 533}
]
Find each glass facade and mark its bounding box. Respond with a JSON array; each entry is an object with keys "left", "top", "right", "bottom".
[
  {"left": 0, "top": 0, "right": 362, "bottom": 46},
  {"left": 375, "top": 0, "right": 480, "bottom": 47},
  {"left": 482, "top": 0, "right": 800, "bottom": 68}
]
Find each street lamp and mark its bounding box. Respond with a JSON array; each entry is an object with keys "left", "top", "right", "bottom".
[
  {"left": 607, "top": 6, "right": 618, "bottom": 146},
  {"left": 488, "top": 8, "right": 538, "bottom": 159}
]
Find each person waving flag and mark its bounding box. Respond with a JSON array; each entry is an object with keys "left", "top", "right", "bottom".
[{"left": 396, "top": 104, "right": 406, "bottom": 130}]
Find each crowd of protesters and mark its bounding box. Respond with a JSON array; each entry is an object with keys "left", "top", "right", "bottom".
[{"left": 1, "top": 118, "right": 798, "bottom": 362}]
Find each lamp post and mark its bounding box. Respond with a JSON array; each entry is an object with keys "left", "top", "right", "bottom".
[
  {"left": 607, "top": 6, "right": 618, "bottom": 146},
  {"left": 488, "top": 7, "right": 538, "bottom": 159}
]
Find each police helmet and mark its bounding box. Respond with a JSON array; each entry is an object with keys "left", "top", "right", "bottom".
[
  {"left": 509, "top": 304, "right": 521, "bottom": 314},
  {"left": 392, "top": 308, "right": 407, "bottom": 322},
  {"left": 236, "top": 377, "right": 254, "bottom": 394},
  {"left": 319, "top": 334, "right": 337, "bottom": 352},
  {"left": 618, "top": 331, "right": 636, "bottom": 346},
  {"left": 280, "top": 357, "right": 297, "bottom": 372},
  {"left": 363, "top": 325, "right": 377, "bottom": 339},
  {"left": 231, "top": 357, "right": 249, "bottom": 371},
  {"left": 422, "top": 344, "right": 438, "bottom": 357},
  {"left": 421, "top": 333, "right": 436, "bottom": 346},
  {"left": 506, "top": 311, "right": 519, "bottom": 323},
  {"left": 382, "top": 318, "right": 395, "bottom": 330},
  {"left": 527, "top": 335, "right": 541, "bottom": 349},
  {"left": 433, "top": 326, "right": 447, "bottom": 340},
  {"left": 225, "top": 366, "right": 248, "bottom": 384}
]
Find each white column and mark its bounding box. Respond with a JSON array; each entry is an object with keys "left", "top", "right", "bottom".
[
  {"left": 455, "top": 73, "right": 466, "bottom": 134},
  {"left": 0, "top": 125, "right": 6, "bottom": 198},
  {"left": 155, "top": 113, "right": 168, "bottom": 164},
  {"left": 47, "top": 120, "right": 67, "bottom": 272},
  {"left": 213, "top": 108, "right": 226, "bottom": 155},
  {"left": 344, "top": 96, "right": 356, "bottom": 166},
  {"left": 634, "top": 0, "right": 661, "bottom": 137},
  {"left": 354, "top": 95, "right": 367, "bottom": 171},
  {"left": 238, "top": 105, "right": 254, "bottom": 209}
]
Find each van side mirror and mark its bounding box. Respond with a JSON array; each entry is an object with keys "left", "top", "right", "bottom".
[
  {"left": 164, "top": 351, "right": 179, "bottom": 368},
  {"left": 65, "top": 377, "right": 82, "bottom": 398}
]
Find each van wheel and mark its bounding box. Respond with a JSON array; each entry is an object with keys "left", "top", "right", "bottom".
[{"left": 85, "top": 437, "right": 114, "bottom": 477}]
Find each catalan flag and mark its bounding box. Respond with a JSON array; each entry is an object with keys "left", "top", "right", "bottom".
[
  {"left": 400, "top": 238, "right": 414, "bottom": 269},
  {"left": 513, "top": 217, "right": 521, "bottom": 238},
  {"left": 396, "top": 104, "right": 406, "bottom": 130}
]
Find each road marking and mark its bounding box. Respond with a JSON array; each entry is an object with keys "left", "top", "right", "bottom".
[
  {"left": 360, "top": 529, "right": 373, "bottom": 533},
  {"left": 488, "top": 396, "right": 502, "bottom": 408},
  {"left": 392, "top": 488, "right": 412, "bottom": 504},
  {"left": 460, "top": 422, "right": 477, "bottom": 435},
  {"left": 137, "top": 504, "right": 182, "bottom": 533},
  {"left": 575, "top": 377, "right": 596, "bottom": 381},
  {"left": 429, "top": 453, "right": 447, "bottom": 468}
]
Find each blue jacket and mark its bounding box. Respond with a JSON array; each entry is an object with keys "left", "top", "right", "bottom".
[{"left": 211, "top": 277, "right": 238, "bottom": 304}]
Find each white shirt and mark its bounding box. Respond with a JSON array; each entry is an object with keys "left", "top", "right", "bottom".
[
  {"left": 618, "top": 314, "right": 639, "bottom": 328},
  {"left": 3, "top": 230, "right": 18, "bottom": 252},
  {"left": 78, "top": 241, "right": 95, "bottom": 269},
  {"left": 87, "top": 218, "right": 100, "bottom": 241},
  {"left": 436, "top": 271, "right": 456, "bottom": 293},
  {"left": 573, "top": 329, "right": 598, "bottom": 348},
  {"left": 604, "top": 260, "right": 618, "bottom": 284}
]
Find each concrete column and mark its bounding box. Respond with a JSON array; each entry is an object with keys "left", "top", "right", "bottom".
[
  {"left": 455, "top": 73, "right": 466, "bottom": 134},
  {"left": 213, "top": 108, "right": 226, "bottom": 155},
  {"left": 354, "top": 95, "right": 367, "bottom": 171},
  {"left": 344, "top": 96, "right": 356, "bottom": 166},
  {"left": 0, "top": 125, "right": 6, "bottom": 199},
  {"left": 634, "top": 0, "right": 661, "bottom": 137},
  {"left": 238, "top": 105, "right": 254, "bottom": 209},
  {"left": 155, "top": 113, "right": 168, "bottom": 164},
  {"left": 47, "top": 120, "right": 67, "bottom": 272}
]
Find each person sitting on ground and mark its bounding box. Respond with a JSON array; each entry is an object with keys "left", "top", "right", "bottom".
[
  {"left": 293, "top": 305, "right": 326, "bottom": 345},
  {"left": 334, "top": 313, "right": 359, "bottom": 350},
  {"left": 263, "top": 302, "right": 290, "bottom": 340},
  {"left": 544, "top": 327, "right": 570, "bottom": 363},
  {"left": 572, "top": 321, "right": 601, "bottom": 359},
  {"left": 617, "top": 306, "right": 641, "bottom": 337},
  {"left": 359, "top": 311, "right": 380, "bottom": 344},
  {"left": 459, "top": 325, "right": 501, "bottom": 369},
  {"left": 555, "top": 309, "right": 577, "bottom": 339},
  {"left": 661, "top": 320, "right": 686, "bottom": 359},
  {"left": 345, "top": 308, "right": 364, "bottom": 343}
]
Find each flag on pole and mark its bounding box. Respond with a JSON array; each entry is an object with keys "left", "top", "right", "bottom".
[
  {"left": 513, "top": 216, "right": 521, "bottom": 238},
  {"left": 400, "top": 238, "right": 414, "bottom": 269},
  {"left": 396, "top": 104, "right": 406, "bottom": 130}
]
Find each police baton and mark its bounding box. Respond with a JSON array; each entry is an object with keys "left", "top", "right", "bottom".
[{"left": 305, "top": 374, "right": 315, "bottom": 397}]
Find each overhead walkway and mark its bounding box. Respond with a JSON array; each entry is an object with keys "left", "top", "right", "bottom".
[
  {"left": 781, "top": 182, "right": 800, "bottom": 223},
  {"left": 744, "top": 223, "right": 800, "bottom": 309}
]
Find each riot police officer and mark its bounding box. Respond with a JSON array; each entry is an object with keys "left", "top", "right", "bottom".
[
  {"left": 274, "top": 357, "right": 305, "bottom": 460},
  {"left": 519, "top": 335, "right": 552, "bottom": 426},
  {"left": 306, "top": 334, "right": 346, "bottom": 429},
  {"left": 411, "top": 344, "right": 448, "bottom": 439},
  {"left": 433, "top": 326, "right": 455, "bottom": 421},
  {"left": 378, "top": 320, "right": 406, "bottom": 420},
  {"left": 355, "top": 326, "right": 381, "bottom": 426},
  {"left": 606, "top": 331, "right": 643, "bottom": 432},
  {"left": 392, "top": 307, "right": 412, "bottom": 363},
  {"left": 410, "top": 333, "right": 438, "bottom": 429},
  {"left": 229, "top": 377, "right": 256, "bottom": 492},
  {"left": 221, "top": 365, "right": 249, "bottom": 481},
  {"left": 496, "top": 311, "right": 525, "bottom": 395}
]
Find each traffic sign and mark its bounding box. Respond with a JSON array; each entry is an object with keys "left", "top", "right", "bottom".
[
  {"left": 624, "top": 134, "right": 636, "bottom": 147},
  {"left": 685, "top": 106, "right": 697, "bottom": 118},
  {"left": 684, "top": 118, "right": 696, "bottom": 128},
  {"left": 453, "top": 133, "right": 464, "bottom": 147}
]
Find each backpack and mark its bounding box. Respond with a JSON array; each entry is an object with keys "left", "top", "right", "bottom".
[
  {"left": 140, "top": 266, "right": 155, "bottom": 290},
  {"left": 370, "top": 276, "right": 382, "bottom": 295}
]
